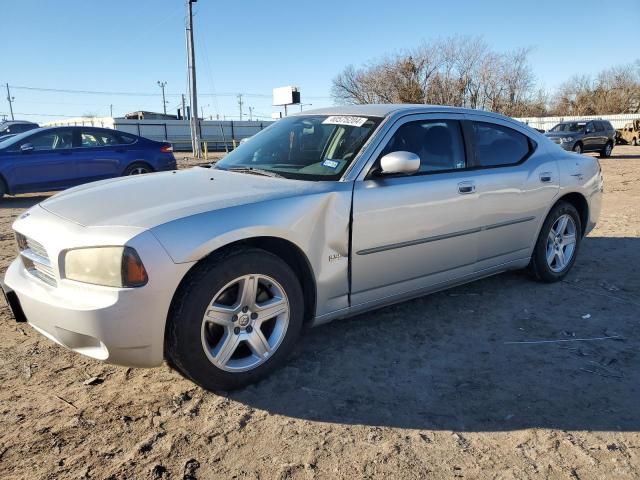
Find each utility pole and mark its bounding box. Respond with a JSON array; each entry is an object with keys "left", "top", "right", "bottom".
[
  {"left": 157, "top": 81, "right": 168, "bottom": 115},
  {"left": 110, "top": 104, "right": 113, "bottom": 117},
  {"left": 248, "top": 106, "right": 253, "bottom": 121},
  {"left": 237, "top": 94, "right": 244, "bottom": 120},
  {"left": 5, "top": 83, "right": 15, "bottom": 121},
  {"left": 181, "top": 94, "right": 187, "bottom": 120},
  {"left": 186, "top": 0, "right": 202, "bottom": 157}
]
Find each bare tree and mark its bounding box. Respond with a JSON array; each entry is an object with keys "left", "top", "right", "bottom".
[{"left": 332, "top": 38, "right": 640, "bottom": 117}]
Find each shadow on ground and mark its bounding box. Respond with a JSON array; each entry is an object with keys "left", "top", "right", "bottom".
[
  {"left": 0, "top": 195, "right": 50, "bottom": 210},
  {"left": 233, "top": 237, "right": 639, "bottom": 432}
]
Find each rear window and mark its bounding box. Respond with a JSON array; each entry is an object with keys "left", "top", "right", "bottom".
[{"left": 471, "top": 122, "right": 533, "bottom": 167}]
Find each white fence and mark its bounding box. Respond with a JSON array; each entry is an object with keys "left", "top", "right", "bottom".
[
  {"left": 44, "top": 117, "right": 273, "bottom": 151},
  {"left": 515, "top": 113, "right": 640, "bottom": 131}
]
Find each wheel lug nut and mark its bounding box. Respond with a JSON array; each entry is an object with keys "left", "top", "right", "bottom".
[
  {"left": 234, "top": 327, "right": 240, "bottom": 335},
  {"left": 246, "top": 326, "right": 253, "bottom": 333},
  {"left": 242, "top": 306, "right": 249, "bottom": 313},
  {"left": 232, "top": 315, "right": 238, "bottom": 322},
  {"left": 250, "top": 312, "right": 258, "bottom": 320}
]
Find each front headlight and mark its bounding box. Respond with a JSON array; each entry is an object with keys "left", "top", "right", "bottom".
[
  {"left": 63, "top": 246, "right": 148, "bottom": 287},
  {"left": 560, "top": 137, "right": 575, "bottom": 143}
]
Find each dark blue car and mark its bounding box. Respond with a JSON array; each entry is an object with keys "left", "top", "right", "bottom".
[{"left": 0, "top": 126, "right": 177, "bottom": 198}]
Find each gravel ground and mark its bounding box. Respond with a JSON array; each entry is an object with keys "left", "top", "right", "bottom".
[{"left": 0, "top": 147, "right": 639, "bottom": 479}]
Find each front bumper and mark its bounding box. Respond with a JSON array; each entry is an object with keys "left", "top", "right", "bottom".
[
  {"left": 3, "top": 207, "right": 194, "bottom": 367},
  {"left": 4, "top": 257, "right": 167, "bottom": 367}
]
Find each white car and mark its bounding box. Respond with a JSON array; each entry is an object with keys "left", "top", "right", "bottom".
[{"left": 1, "top": 105, "right": 603, "bottom": 390}]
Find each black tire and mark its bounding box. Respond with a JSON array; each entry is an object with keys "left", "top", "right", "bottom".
[
  {"left": 529, "top": 202, "right": 582, "bottom": 283},
  {"left": 0, "top": 178, "right": 6, "bottom": 200},
  {"left": 123, "top": 162, "right": 153, "bottom": 176},
  {"left": 165, "top": 247, "right": 304, "bottom": 391},
  {"left": 633, "top": 138, "right": 638, "bottom": 147},
  {"left": 572, "top": 143, "right": 583, "bottom": 154},
  {"left": 599, "top": 141, "right": 613, "bottom": 158}
]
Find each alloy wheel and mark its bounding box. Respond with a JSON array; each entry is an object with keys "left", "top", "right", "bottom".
[
  {"left": 129, "top": 167, "right": 149, "bottom": 175},
  {"left": 201, "top": 274, "right": 290, "bottom": 372},
  {"left": 545, "top": 214, "right": 577, "bottom": 273}
]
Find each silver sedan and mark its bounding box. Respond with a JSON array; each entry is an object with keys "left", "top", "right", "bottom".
[{"left": 2, "top": 105, "right": 603, "bottom": 390}]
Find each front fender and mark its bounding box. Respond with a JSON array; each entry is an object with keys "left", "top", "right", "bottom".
[{"left": 150, "top": 184, "right": 354, "bottom": 317}]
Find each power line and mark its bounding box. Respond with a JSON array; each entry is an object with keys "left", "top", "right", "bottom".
[{"left": 1, "top": 83, "right": 333, "bottom": 100}]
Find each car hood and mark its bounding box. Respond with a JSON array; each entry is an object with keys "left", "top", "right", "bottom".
[{"left": 39, "top": 167, "right": 317, "bottom": 229}]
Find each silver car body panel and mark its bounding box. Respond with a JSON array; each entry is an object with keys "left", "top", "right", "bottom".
[{"left": 4, "top": 105, "right": 603, "bottom": 366}]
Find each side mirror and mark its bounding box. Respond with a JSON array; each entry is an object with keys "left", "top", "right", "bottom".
[
  {"left": 379, "top": 151, "right": 420, "bottom": 175},
  {"left": 20, "top": 143, "right": 34, "bottom": 153}
]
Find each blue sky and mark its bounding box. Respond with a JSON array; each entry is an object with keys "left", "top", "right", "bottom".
[{"left": 2, "top": 0, "right": 639, "bottom": 123}]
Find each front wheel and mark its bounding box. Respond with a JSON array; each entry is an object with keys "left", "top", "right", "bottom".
[
  {"left": 599, "top": 141, "right": 613, "bottom": 158},
  {"left": 572, "top": 143, "right": 583, "bottom": 154},
  {"left": 529, "top": 202, "right": 582, "bottom": 283},
  {"left": 165, "top": 248, "right": 304, "bottom": 391}
]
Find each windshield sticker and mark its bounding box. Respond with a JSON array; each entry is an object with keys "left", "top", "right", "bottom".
[
  {"left": 322, "top": 116, "right": 368, "bottom": 128},
  {"left": 322, "top": 159, "right": 340, "bottom": 169}
]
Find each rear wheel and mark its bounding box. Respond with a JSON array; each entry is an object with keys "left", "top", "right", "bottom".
[
  {"left": 123, "top": 162, "right": 153, "bottom": 176},
  {"left": 572, "top": 143, "right": 583, "bottom": 154},
  {"left": 0, "top": 180, "right": 5, "bottom": 199},
  {"left": 633, "top": 138, "right": 638, "bottom": 147},
  {"left": 529, "top": 202, "right": 582, "bottom": 283},
  {"left": 599, "top": 141, "right": 613, "bottom": 158},
  {"left": 165, "top": 248, "right": 304, "bottom": 391}
]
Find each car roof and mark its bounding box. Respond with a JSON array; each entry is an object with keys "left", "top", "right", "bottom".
[{"left": 300, "top": 103, "right": 514, "bottom": 121}]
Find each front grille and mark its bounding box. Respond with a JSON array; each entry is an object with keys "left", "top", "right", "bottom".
[{"left": 15, "top": 233, "right": 57, "bottom": 287}]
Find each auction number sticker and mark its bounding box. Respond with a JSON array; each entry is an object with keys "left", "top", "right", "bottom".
[
  {"left": 322, "top": 159, "right": 340, "bottom": 169},
  {"left": 322, "top": 116, "right": 368, "bottom": 127}
]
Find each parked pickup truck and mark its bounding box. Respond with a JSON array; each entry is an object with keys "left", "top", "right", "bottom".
[{"left": 616, "top": 120, "right": 640, "bottom": 146}]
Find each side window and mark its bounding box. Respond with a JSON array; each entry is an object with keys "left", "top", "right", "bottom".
[
  {"left": 472, "top": 122, "right": 532, "bottom": 167},
  {"left": 586, "top": 122, "right": 595, "bottom": 133},
  {"left": 80, "top": 130, "right": 120, "bottom": 147},
  {"left": 594, "top": 122, "right": 604, "bottom": 132},
  {"left": 116, "top": 132, "right": 137, "bottom": 144},
  {"left": 380, "top": 120, "right": 466, "bottom": 173},
  {"left": 25, "top": 130, "right": 73, "bottom": 151}
]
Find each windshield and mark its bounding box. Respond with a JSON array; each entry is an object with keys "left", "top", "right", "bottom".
[
  {"left": 550, "top": 122, "right": 586, "bottom": 133},
  {"left": 215, "top": 115, "right": 382, "bottom": 180}
]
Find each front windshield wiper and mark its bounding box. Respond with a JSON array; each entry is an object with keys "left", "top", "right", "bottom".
[{"left": 226, "top": 166, "right": 285, "bottom": 179}]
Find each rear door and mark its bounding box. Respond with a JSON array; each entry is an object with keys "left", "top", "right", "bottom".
[
  {"left": 74, "top": 128, "right": 126, "bottom": 183},
  {"left": 351, "top": 113, "right": 479, "bottom": 307},
  {"left": 464, "top": 116, "right": 559, "bottom": 271},
  {"left": 7, "top": 128, "right": 77, "bottom": 192}
]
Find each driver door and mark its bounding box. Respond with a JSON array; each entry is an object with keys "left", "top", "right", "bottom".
[
  {"left": 350, "top": 113, "right": 479, "bottom": 307},
  {"left": 8, "top": 128, "right": 77, "bottom": 193}
]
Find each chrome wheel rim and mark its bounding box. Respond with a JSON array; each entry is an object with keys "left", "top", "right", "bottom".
[
  {"left": 574, "top": 145, "right": 582, "bottom": 154},
  {"left": 546, "top": 214, "right": 577, "bottom": 273},
  {"left": 201, "top": 274, "right": 289, "bottom": 373},
  {"left": 129, "top": 167, "right": 148, "bottom": 175},
  {"left": 605, "top": 144, "right": 612, "bottom": 156}
]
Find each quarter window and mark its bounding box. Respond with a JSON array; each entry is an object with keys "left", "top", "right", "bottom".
[
  {"left": 380, "top": 120, "right": 466, "bottom": 172},
  {"left": 80, "top": 130, "right": 121, "bottom": 147},
  {"left": 471, "top": 122, "right": 532, "bottom": 167}
]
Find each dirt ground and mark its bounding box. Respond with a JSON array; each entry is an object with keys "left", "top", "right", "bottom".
[{"left": 0, "top": 147, "right": 639, "bottom": 480}]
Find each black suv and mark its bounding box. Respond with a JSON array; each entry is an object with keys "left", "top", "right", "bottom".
[
  {"left": 544, "top": 119, "right": 616, "bottom": 157},
  {"left": 0, "top": 120, "right": 40, "bottom": 138}
]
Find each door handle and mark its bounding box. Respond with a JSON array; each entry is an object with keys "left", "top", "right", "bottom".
[
  {"left": 457, "top": 181, "right": 475, "bottom": 194},
  {"left": 539, "top": 172, "right": 552, "bottom": 183}
]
